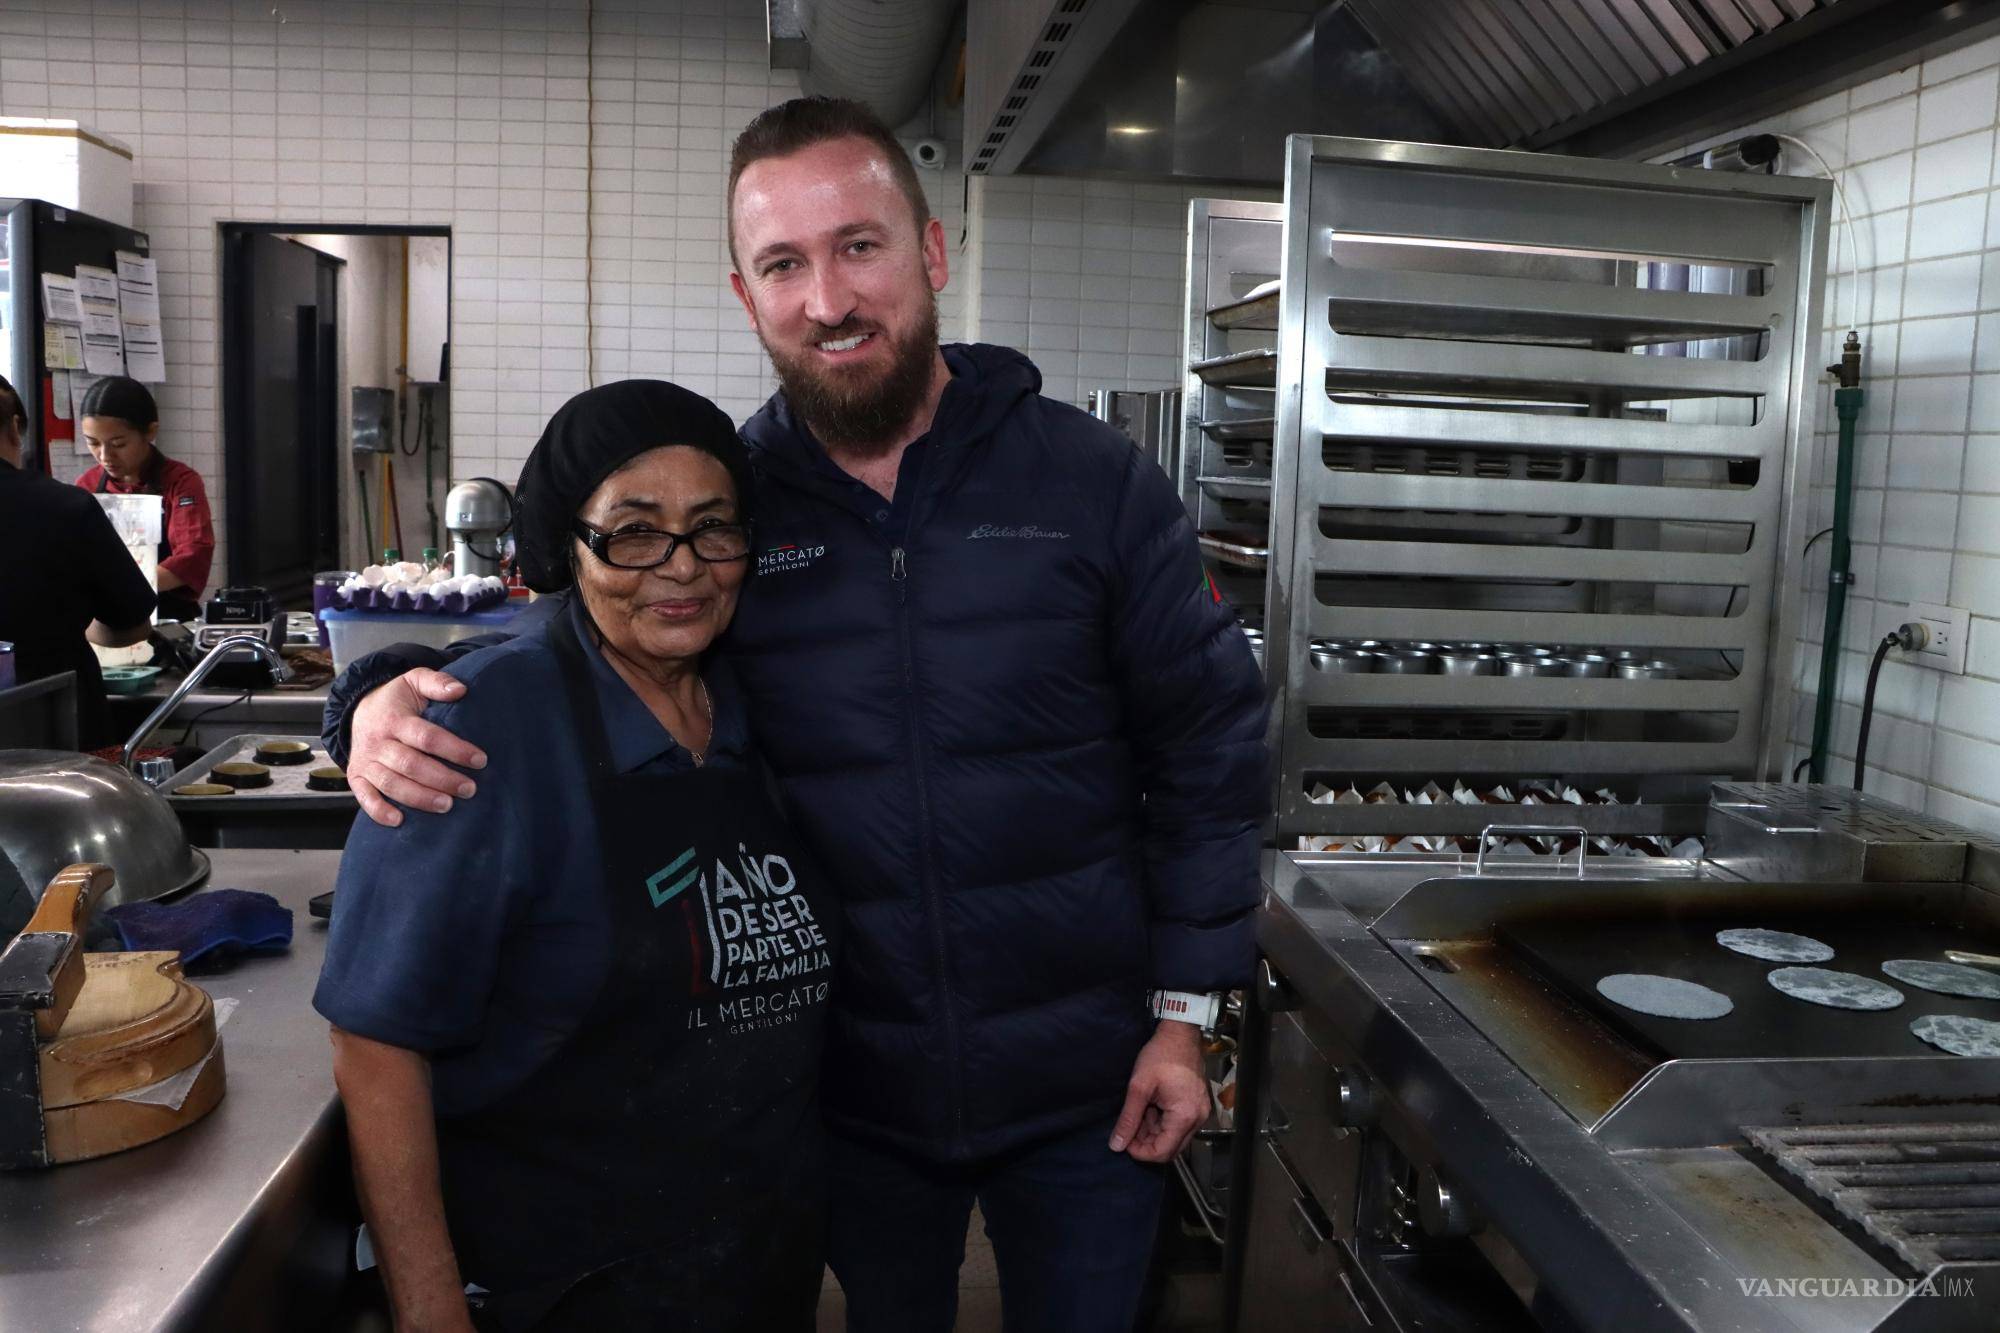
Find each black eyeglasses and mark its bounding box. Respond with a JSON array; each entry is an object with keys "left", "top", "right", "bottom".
[{"left": 571, "top": 519, "right": 753, "bottom": 569}]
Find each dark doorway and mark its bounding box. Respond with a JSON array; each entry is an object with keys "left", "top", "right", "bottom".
[{"left": 220, "top": 228, "right": 341, "bottom": 603}]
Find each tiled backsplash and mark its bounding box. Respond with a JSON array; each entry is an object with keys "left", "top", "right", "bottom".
[{"left": 1674, "top": 34, "right": 2000, "bottom": 835}]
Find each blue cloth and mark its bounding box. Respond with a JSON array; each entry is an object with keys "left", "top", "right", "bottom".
[
  {"left": 727, "top": 343, "right": 1270, "bottom": 1162},
  {"left": 103, "top": 888, "right": 292, "bottom": 969},
  {"left": 312, "top": 597, "right": 751, "bottom": 1115},
  {"left": 824, "top": 1118, "right": 1166, "bottom": 1333}
]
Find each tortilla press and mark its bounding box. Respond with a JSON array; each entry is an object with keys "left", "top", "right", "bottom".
[{"left": 0, "top": 864, "right": 226, "bottom": 1169}]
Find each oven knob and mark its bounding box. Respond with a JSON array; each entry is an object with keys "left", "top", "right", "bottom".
[
  {"left": 1417, "top": 1166, "right": 1475, "bottom": 1239},
  {"left": 1331, "top": 1069, "right": 1375, "bottom": 1128}
]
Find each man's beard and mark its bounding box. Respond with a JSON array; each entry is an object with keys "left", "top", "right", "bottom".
[{"left": 764, "top": 293, "right": 939, "bottom": 460}]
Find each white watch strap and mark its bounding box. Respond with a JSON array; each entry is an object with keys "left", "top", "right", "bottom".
[{"left": 1149, "top": 988, "right": 1222, "bottom": 1029}]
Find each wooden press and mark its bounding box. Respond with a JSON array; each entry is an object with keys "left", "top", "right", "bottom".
[{"left": 0, "top": 863, "right": 226, "bottom": 1168}]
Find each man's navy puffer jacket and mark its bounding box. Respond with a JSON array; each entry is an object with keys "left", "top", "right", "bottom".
[
  {"left": 324, "top": 344, "right": 1269, "bottom": 1162},
  {"left": 727, "top": 344, "right": 1268, "bottom": 1161}
]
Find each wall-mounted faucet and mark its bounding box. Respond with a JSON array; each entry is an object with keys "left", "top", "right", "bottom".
[{"left": 121, "top": 636, "right": 294, "bottom": 777}]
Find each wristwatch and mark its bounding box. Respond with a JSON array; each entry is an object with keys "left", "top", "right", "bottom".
[{"left": 1149, "top": 988, "right": 1225, "bottom": 1034}]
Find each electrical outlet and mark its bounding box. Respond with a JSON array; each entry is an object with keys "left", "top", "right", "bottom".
[{"left": 1904, "top": 602, "right": 1970, "bottom": 674}]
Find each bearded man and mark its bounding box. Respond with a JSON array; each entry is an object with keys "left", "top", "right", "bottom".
[{"left": 323, "top": 96, "right": 1268, "bottom": 1332}]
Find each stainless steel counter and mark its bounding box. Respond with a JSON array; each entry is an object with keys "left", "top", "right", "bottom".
[
  {"left": 0, "top": 850, "right": 351, "bottom": 1333},
  {"left": 108, "top": 682, "right": 330, "bottom": 750}
]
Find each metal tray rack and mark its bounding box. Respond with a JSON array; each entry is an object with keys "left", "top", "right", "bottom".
[
  {"left": 1263, "top": 137, "right": 1830, "bottom": 842},
  {"left": 1179, "top": 198, "right": 1287, "bottom": 623}
]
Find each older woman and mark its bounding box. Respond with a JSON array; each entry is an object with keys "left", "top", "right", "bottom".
[{"left": 314, "top": 381, "right": 834, "bottom": 1332}]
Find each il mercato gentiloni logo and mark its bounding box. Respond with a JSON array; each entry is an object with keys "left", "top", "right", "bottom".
[{"left": 757, "top": 543, "right": 826, "bottom": 576}]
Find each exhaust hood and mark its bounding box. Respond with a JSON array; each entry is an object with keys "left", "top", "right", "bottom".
[{"left": 962, "top": 0, "right": 2000, "bottom": 184}]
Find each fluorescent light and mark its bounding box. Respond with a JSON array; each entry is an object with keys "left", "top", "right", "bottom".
[{"left": 1109, "top": 125, "right": 1155, "bottom": 136}]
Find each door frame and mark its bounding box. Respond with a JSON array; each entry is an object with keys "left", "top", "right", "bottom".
[{"left": 217, "top": 221, "right": 452, "bottom": 593}]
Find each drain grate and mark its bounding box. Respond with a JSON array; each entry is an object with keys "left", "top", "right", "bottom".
[{"left": 1749, "top": 1122, "right": 2000, "bottom": 1269}]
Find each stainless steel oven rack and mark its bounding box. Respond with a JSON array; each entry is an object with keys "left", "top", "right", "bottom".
[
  {"left": 1180, "top": 198, "right": 1286, "bottom": 626},
  {"left": 1264, "top": 137, "right": 1830, "bottom": 840}
]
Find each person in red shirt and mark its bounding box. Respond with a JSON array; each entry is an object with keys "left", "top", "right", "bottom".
[{"left": 73, "top": 376, "right": 214, "bottom": 622}]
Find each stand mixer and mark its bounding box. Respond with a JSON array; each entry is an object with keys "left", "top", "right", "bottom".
[{"left": 443, "top": 478, "right": 512, "bottom": 578}]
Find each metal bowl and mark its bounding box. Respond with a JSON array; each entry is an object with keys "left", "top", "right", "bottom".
[
  {"left": 1312, "top": 647, "right": 1378, "bottom": 674},
  {"left": 1616, "top": 659, "right": 1680, "bottom": 680},
  {"left": 0, "top": 750, "right": 210, "bottom": 935},
  {"left": 1379, "top": 649, "right": 1439, "bottom": 675},
  {"left": 1438, "top": 652, "right": 1499, "bottom": 676},
  {"left": 1501, "top": 656, "right": 1564, "bottom": 677},
  {"left": 1563, "top": 654, "right": 1613, "bottom": 678}
]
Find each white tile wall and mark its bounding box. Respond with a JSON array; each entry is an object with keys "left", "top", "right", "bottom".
[
  {"left": 1677, "top": 40, "right": 2000, "bottom": 835},
  {"left": 963, "top": 173, "right": 1278, "bottom": 408},
  {"left": 0, "top": 0, "right": 997, "bottom": 581}
]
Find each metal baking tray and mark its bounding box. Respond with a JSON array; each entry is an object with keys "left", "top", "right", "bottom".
[
  {"left": 1197, "top": 535, "right": 1270, "bottom": 571},
  {"left": 162, "top": 733, "right": 356, "bottom": 813},
  {"left": 1205, "top": 281, "right": 1279, "bottom": 331},
  {"left": 1191, "top": 349, "right": 1277, "bottom": 386}
]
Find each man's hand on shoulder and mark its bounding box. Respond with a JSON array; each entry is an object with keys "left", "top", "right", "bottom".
[
  {"left": 349, "top": 669, "right": 489, "bottom": 827},
  {"left": 1108, "top": 1020, "right": 1211, "bottom": 1163}
]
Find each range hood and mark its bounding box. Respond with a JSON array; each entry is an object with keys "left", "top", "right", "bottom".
[{"left": 962, "top": 0, "right": 2000, "bottom": 183}]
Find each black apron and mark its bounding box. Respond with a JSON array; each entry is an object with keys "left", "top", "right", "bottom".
[
  {"left": 441, "top": 610, "right": 834, "bottom": 1332},
  {"left": 92, "top": 468, "right": 199, "bottom": 621}
]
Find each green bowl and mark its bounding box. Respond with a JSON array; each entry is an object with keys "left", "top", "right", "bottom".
[{"left": 100, "top": 665, "right": 163, "bottom": 695}]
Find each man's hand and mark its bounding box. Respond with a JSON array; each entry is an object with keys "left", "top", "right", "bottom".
[
  {"left": 349, "top": 669, "right": 488, "bottom": 827},
  {"left": 1108, "top": 1021, "right": 1211, "bottom": 1163}
]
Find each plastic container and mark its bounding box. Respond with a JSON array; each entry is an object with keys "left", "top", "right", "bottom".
[{"left": 319, "top": 606, "right": 521, "bottom": 673}]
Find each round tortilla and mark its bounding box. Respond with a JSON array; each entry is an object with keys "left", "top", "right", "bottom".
[
  {"left": 1716, "top": 927, "right": 1835, "bottom": 964},
  {"left": 1910, "top": 1013, "right": 2000, "bottom": 1058},
  {"left": 1767, "top": 967, "right": 1904, "bottom": 1011},
  {"left": 1596, "top": 973, "right": 1734, "bottom": 1020},
  {"left": 1881, "top": 959, "right": 2000, "bottom": 1001}
]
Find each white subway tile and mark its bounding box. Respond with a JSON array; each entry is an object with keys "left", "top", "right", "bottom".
[
  {"left": 1918, "top": 70, "right": 1998, "bottom": 145},
  {"left": 1906, "top": 254, "right": 1982, "bottom": 316},
  {"left": 1848, "top": 96, "right": 1918, "bottom": 163},
  {"left": 1914, "top": 131, "right": 1995, "bottom": 203}
]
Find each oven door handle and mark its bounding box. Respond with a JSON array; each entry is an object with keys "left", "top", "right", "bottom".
[{"left": 1476, "top": 823, "right": 1589, "bottom": 878}]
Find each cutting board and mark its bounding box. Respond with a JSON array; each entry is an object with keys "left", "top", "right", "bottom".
[{"left": 0, "top": 864, "right": 226, "bottom": 1167}]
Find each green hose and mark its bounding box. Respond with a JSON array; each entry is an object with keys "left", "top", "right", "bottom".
[{"left": 1807, "top": 382, "right": 1864, "bottom": 783}]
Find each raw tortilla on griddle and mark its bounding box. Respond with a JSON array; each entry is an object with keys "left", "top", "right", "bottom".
[
  {"left": 1767, "top": 966, "right": 1904, "bottom": 1011},
  {"left": 1596, "top": 973, "right": 1734, "bottom": 1020},
  {"left": 1880, "top": 959, "right": 2000, "bottom": 1001},
  {"left": 1910, "top": 1013, "right": 2000, "bottom": 1057},
  {"left": 1716, "top": 927, "right": 1835, "bottom": 964}
]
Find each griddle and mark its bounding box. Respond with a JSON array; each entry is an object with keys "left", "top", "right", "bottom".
[{"left": 1500, "top": 908, "right": 2000, "bottom": 1062}]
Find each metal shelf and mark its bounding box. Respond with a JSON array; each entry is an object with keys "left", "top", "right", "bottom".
[
  {"left": 1262, "top": 136, "right": 1828, "bottom": 840},
  {"left": 1206, "top": 280, "right": 1279, "bottom": 331}
]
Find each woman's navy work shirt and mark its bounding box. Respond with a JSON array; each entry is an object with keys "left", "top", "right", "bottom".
[{"left": 312, "top": 597, "right": 752, "bottom": 1115}]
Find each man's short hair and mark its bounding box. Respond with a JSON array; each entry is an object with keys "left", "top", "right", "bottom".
[{"left": 727, "top": 96, "right": 930, "bottom": 267}]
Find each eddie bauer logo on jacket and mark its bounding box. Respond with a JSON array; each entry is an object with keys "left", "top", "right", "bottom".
[
  {"left": 756, "top": 542, "right": 827, "bottom": 576},
  {"left": 644, "top": 843, "right": 831, "bottom": 1034},
  {"left": 967, "top": 524, "right": 1070, "bottom": 540}
]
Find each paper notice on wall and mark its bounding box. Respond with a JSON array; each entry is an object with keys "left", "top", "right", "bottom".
[
  {"left": 43, "top": 322, "right": 65, "bottom": 366},
  {"left": 70, "top": 372, "right": 101, "bottom": 425},
  {"left": 73, "top": 264, "right": 119, "bottom": 307},
  {"left": 81, "top": 325, "right": 125, "bottom": 375},
  {"left": 115, "top": 250, "right": 161, "bottom": 322},
  {"left": 40, "top": 273, "right": 81, "bottom": 323},
  {"left": 58, "top": 325, "right": 85, "bottom": 370},
  {"left": 122, "top": 318, "right": 166, "bottom": 382}
]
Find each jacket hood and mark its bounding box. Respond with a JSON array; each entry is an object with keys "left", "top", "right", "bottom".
[{"left": 741, "top": 343, "right": 1042, "bottom": 477}]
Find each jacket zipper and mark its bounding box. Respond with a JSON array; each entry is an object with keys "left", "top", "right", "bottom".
[{"left": 884, "top": 452, "right": 969, "bottom": 1152}]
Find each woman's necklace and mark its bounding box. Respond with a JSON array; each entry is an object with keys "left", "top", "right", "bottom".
[{"left": 688, "top": 677, "right": 713, "bottom": 767}]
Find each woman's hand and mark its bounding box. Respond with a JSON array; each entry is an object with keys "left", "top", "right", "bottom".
[{"left": 349, "top": 669, "right": 489, "bottom": 827}]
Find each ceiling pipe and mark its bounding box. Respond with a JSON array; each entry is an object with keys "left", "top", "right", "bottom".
[{"left": 796, "top": 0, "right": 959, "bottom": 129}]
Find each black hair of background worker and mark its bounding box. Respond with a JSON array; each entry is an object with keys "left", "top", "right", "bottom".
[{"left": 73, "top": 375, "right": 214, "bottom": 623}]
